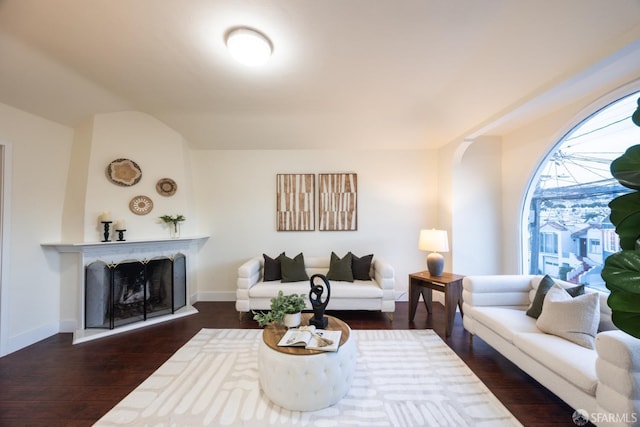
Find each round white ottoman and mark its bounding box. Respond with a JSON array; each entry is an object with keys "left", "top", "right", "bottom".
[{"left": 258, "top": 324, "right": 357, "bottom": 411}]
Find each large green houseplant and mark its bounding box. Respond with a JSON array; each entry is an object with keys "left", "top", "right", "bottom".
[
  {"left": 253, "top": 290, "right": 307, "bottom": 327},
  {"left": 600, "top": 97, "right": 640, "bottom": 338}
]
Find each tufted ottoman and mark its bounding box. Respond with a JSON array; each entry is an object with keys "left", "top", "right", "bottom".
[{"left": 258, "top": 315, "right": 357, "bottom": 411}]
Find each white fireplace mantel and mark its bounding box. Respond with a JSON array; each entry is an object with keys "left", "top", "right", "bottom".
[
  {"left": 42, "top": 235, "right": 209, "bottom": 344},
  {"left": 43, "top": 235, "right": 209, "bottom": 259}
]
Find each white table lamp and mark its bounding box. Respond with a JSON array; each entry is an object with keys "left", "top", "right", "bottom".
[{"left": 419, "top": 229, "right": 449, "bottom": 276}]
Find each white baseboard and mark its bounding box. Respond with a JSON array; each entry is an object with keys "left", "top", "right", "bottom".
[
  {"left": 5, "top": 322, "right": 59, "bottom": 356},
  {"left": 196, "top": 291, "right": 236, "bottom": 302},
  {"left": 59, "top": 319, "right": 77, "bottom": 333}
]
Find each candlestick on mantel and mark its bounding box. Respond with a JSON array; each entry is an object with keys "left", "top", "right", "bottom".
[
  {"left": 115, "top": 229, "right": 126, "bottom": 241},
  {"left": 101, "top": 221, "right": 112, "bottom": 242}
]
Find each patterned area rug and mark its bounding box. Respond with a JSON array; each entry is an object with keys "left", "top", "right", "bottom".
[{"left": 95, "top": 329, "right": 521, "bottom": 426}]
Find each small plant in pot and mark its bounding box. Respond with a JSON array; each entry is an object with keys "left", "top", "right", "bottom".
[{"left": 253, "top": 290, "right": 307, "bottom": 327}]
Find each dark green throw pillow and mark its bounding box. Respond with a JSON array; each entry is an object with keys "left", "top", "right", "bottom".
[
  {"left": 566, "top": 284, "right": 586, "bottom": 297},
  {"left": 526, "top": 275, "right": 586, "bottom": 319},
  {"left": 263, "top": 253, "right": 284, "bottom": 281},
  {"left": 350, "top": 253, "right": 373, "bottom": 281},
  {"left": 526, "top": 275, "right": 556, "bottom": 319},
  {"left": 327, "top": 252, "right": 354, "bottom": 282},
  {"left": 280, "top": 253, "right": 309, "bottom": 282}
]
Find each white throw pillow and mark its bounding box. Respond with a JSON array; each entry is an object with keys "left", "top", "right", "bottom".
[{"left": 536, "top": 284, "right": 600, "bottom": 349}]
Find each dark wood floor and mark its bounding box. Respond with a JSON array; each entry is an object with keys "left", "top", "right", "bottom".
[{"left": 0, "top": 302, "right": 582, "bottom": 426}]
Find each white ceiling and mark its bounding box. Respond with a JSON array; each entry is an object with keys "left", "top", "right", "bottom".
[{"left": 0, "top": 0, "right": 639, "bottom": 150}]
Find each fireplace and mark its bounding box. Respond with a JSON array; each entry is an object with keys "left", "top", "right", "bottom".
[
  {"left": 42, "top": 236, "right": 207, "bottom": 344},
  {"left": 85, "top": 254, "right": 186, "bottom": 329}
]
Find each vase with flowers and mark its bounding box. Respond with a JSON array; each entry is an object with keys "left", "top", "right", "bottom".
[{"left": 159, "top": 214, "right": 185, "bottom": 238}]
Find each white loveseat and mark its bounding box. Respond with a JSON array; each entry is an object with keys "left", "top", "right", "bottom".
[
  {"left": 462, "top": 275, "right": 640, "bottom": 426},
  {"left": 236, "top": 255, "right": 395, "bottom": 318}
]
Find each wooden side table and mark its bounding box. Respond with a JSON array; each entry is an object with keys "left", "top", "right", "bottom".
[{"left": 409, "top": 271, "right": 464, "bottom": 337}]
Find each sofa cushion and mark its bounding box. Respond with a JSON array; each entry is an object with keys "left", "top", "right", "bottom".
[
  {"left": 330, "top": 280, "right": 383, "bottom": 298},
  {"left": 514, "top": 331, "right": 598, "bottom": 395},
  {"left": 249, "top": 282, "right": 313, "bottom": 298},
  {"left": 326, "top": 252, "right": 354, "bottom": 282},
  {"left": 304, "top": 257, "right": 332, "bottom": 277},
  {"left": 465, "top": 306, "right": 539, "bottom": 343},
  {"left": 281, "top": 253, "right": 309, "bottom": 282},
  {"left": 597, "top": 330, "right": 640, "bottom": 370},
  {"left": 526, "top": 275, "right": 584, "bottom": 319},
  {"left": 263, "top": 253, "right": 284, "bottom": 281},
  {"left": 249, "top": 280, "right": 383, "bottom": 299},
  {"left": 350, "top": 253, "right": 373, "bottom": 280},
  {"left": 536, "top": 284, "right": 600, "bottom": 349}
]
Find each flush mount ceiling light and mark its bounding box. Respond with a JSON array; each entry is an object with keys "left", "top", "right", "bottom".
[{"left": 226, "top": 28, "right": 272, "bottom": 67}]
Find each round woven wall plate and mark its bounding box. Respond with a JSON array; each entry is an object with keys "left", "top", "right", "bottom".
[
  {"left": 156, "top": 178, "right": 177, "bottom": 196},
  {"left": 106, "top": 158, "right": 142, "bottom": 186},
  {"left": 129, "top": 195, "right": 153, "bottom": 215}
]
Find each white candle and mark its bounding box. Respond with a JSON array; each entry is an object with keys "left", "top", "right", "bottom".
[
  {"left": 115, "top": 219, "right": 125, "bottom": 230},
  {"left": 99, "top": 211, "right": 112, "bottom": 222}
]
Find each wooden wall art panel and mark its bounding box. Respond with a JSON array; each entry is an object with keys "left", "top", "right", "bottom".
[
  {"left": 319, "top": 173, "right": 357, "bottom": 231},
  {"left": 276, "top": 174, "right": 315, "bottom": 231}
]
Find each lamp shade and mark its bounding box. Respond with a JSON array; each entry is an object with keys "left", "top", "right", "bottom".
[
  {"left": 226, "top": 28, "right": 272, "bottom": 66},
  {"left": 418, "top": 229, "right": 449, "bottom": 253}
]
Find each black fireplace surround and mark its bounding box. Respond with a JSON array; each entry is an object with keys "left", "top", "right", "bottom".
[{"left": 85, "top": 254, "right": 186, "bottom": 329}]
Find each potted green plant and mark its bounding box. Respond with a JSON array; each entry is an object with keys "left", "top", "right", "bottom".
[
  {"left": 158, "top": 214, "right": 186, "bottom": 238},
  {"left": 253, "top": 290, "right": 307, "bottom": 327},
  {"left": 601, "top": 97, "right": 640, "bottom": 338}
]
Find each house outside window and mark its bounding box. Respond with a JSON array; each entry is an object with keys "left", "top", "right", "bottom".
[
  {"left": 604, "top": 229, "right": 620, "bottom": 253},
  {"left": 540, "top": 232, "right": 558, "bottom": 254},
  {"left": 524, "top": 91, "right": 639, "bottom": 290}
]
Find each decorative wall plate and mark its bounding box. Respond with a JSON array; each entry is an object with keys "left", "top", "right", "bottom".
[
  {"left": 156, "top": 178, "right": 177, "bottom": 196},
  {"left": 106, "top": 158, "right": 142, "bottom": 186},
  {"left": 129, "top": 195, "right": 153, "bottom": 215}
]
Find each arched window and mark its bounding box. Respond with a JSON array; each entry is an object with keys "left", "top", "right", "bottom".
[{"left": 524, "top": 91, "right": 639, "bottom": 290}]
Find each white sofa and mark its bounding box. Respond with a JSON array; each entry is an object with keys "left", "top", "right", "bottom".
[
  {"left": 236, "top": 255, "right": 395, "bottom": 318},
  {"left": 462, "top": 275, "right": 640, "bottom": 426}
]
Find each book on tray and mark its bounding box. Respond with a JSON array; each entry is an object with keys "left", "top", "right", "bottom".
[{"left": 277, "top": 325, "right": 342, "bottom": 352}]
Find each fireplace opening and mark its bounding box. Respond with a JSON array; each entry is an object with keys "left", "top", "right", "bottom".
[{"left": 85, "top": 254, "right": 186, "bottom": 329}]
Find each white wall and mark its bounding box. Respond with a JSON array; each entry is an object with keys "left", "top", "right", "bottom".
[
  {"left": 451, "top": 136, "right": 503, "bottom": 275},
  {"left": 0, "top": 102, "right": 73, "bottom": 356},
  {"left": 82, "top": 111, "right": 195, "bottom": 242},
  {"left": 190, "top": 149, "right": 438, "bottom": 301}
]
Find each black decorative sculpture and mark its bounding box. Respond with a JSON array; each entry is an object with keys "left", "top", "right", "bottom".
[{"left": 309, "top": 274, "right": 331, "bottom": 328}]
